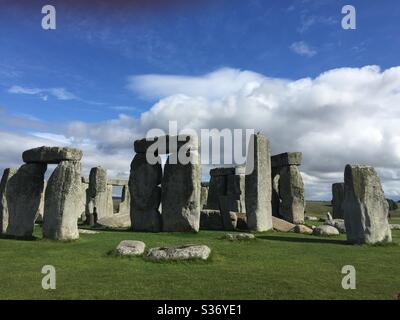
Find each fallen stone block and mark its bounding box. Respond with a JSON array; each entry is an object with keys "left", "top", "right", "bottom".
[
  {"left": 146, "top": 245, "right": 211, "bottom": 261},
  {"left": 312, "top": 225, "right": 340, "bottom": 236},
  {"left": 272, "top": 216, "right": 296, "bottom": 232},
  {"left": 116, "top": 240, "right": 145, "bottom": 256}
]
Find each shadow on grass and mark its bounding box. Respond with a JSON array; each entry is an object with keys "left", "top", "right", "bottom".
[
  {"left": 258, "top": 235, "right": 348, "bottom": 245},
  {"left": 0, "top": 234, "right": 37, "bottom": 241}
]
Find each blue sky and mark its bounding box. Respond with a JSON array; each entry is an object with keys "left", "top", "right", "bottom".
[{"left": 1, "top": 0, "right": 400, "bottom": 199}]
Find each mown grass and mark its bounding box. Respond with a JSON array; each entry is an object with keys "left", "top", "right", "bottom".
[{"left": 0, "top": 201, "right": 399, "bottom": 300}]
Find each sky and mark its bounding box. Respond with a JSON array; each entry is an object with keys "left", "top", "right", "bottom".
[{"left": 0, "top": 0, "right": 399, "bottom": 200}]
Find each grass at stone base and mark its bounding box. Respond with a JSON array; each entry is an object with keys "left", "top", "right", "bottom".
[{"left": 0, "top": 223, "right": 399, "bottom": 300}]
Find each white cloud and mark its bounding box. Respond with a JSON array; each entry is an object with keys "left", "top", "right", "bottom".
[
  {"left": 2, "top": 66, "right": 400, "bottom": 200},
  {"left": 290, "top": 41, "right": 317, "bottom": 57},
  {"left": 8, "top": 85, "right": 78, "bottom": 101}
]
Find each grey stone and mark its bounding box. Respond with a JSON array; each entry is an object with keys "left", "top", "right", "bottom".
[
  {"left": 107, "top": 179, "right": 128, "bottom": 186},
  {"left": 42, "top": 161, "right": 81, "bottom": 240},
  {"left": 129, "top": 153, "right": 162, "bottom": 232},
  {"left": 117, "top": 185, "right": 131, "bottom": 215},
  {"left": 35, "top": 180, "right": 46, "bottom": 223},
  {"left": 332, "top": 183, "right": 345, "bottom": 219},
  {"left": 134, "top": 135, "right": 199, "bottom": 154},
  {"left": 209, "top": 167, "right": 236, "bottom": 176},
  {"left": 236, "top": 212, "right": 248, "bottom": 230},
  {"left": 22, "top": 146, "right": 82, "bottom": 164},
  {"left": 305, "top": 215, "right": 318, "bottom": 221},
  {"left": 219, "top": 196, "right": 238, "bottom": 230},
  {"left": 116, "top": 240, "right": 145, "bottom": 256},
  {"left": 78, "top": 229, "right": 99, "bottom": 234},
  {"left": 245, "top": 134, "right": 273, "bottom": 231},
  {"left": 313, "top": 225, "right": 340, "bottom": 236},
  {"left": 6, "top": 163, "right": 46, "bottom": 237},
  {"left": 200, "top": 183, "right": 209, "bottom": 209},
  {"left": 293, "top": 224, "right": 313, "bottom": 234},
  {"left": 0, "top": 168, "right": 18, "bottom": 234},
  {"left": 224, "top": 233, "right": 255, "bottom": 240},
  {"left": 226, "top": 173, "right": 246, "bottom": 213},
  {"left": 162, "top": 151, "right": 201, "bottom": 232},
  {"left": 97, "top": 213, "right": 131, "bottom": 228},
  {"left": 343, "top": 165, "right": 392, "bottom": 244},
  {"left": 271, "top": 152, "right": 302, "bottom": 168},
  {"left": 85, "top": 167, "right": 113, "bottom": 220},
  {"left": 277, "top": 165, "right": 305, "bottom": 224},
  {"left": 206, "top": 174, "right": 226, "bottom": 210},
  {"left": 146, "top": 245, "right": 211, "bottom": 261},
  {"left": 200, "top": 209, "right": 224, "bottom": 230},
  {"left": 390, "top": 224, "right": 400, "bottom": 230},
  {"left": 272, "top": 216, "right": 295, "bottom": 232}
]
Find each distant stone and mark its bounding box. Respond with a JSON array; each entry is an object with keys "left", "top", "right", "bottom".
[
  {"left": 236, "top": 212, "right": 248, "bottom": 230},
  {"left": 22, "top": 146, "right": 82, "bottom": 164},
  {"left": 271, "top": 152, "right": 302, "bottom": 168},
  {"left": 293, "top": 224, "right": 313, "bottom": 234},
  {"left": 325, "top": 218, "right": 346, "bottom": 234},
  {"left": 200, "top": 209, "right": 223, "bottom": 230},
  {"left": 313, "top": 225, "right": 340, "bottom": 236},
  {"left": 390, "top": 224, "right": 400, "bottom": 230},
  {"left": 200, "top": 183, "right": 209, "bottom": 209},
  {"left": 97, "top": 213, "right": 131, "bottom": 228},
  {"left": 78, "top": 229, "right": 99, "bottom": 234},
  {"left": 107, "top": 179, "right": 129, "bottom": 186},
  {"left": 146, "top": 245, "right": 211, "bottom": 261},
  {"left": 116, "top": 240, "right": 145, "bottom": 256},
  {"left": 343, "top": 165, "right": 392, "bottom": 244},
  {"left": 305, "top": 215, "right": 318, "bottom": 221},
  {"left": 224, "top": 233, "right": 255, "bottom": 240},
  {"left": 326, "top": 212, "right": 333, "bottom": 223},
  {"left": 332, "top": 183, "right": 345, "bottom": 219},
  {"left": 272, "top": 216, "right": 295, "bottom": 232},
  {"left": 209, "top": 167, "right": 236, "bottom": 176}
]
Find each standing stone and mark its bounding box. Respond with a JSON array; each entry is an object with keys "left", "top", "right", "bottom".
[
  {"left": 35, "top": 180, "right": 47, "bottom": 223},
  {"left": 245, "top": 134, "right": 273, "bottom": 231},
  {"left": 85, "top": 167, "right": 112, "bottom": 220},
  {"left": 129, "top": 153, "right": 162, "bottom": 232},
  {"left": 42, "top": 161, "right": 81, "bottom": 240},
  {"left": 206, "top": 169, "right": 230, "bottom": 210},
  {"left": 343, "top": 165, "right": 392, "bottom": 244},
  {"left": 332, "top": 183, "right": 345, "bottom": 219},
  {"left": 118, "top": 185, "right": 131, "bottom": 215},
  {"left": 200, "top": 182, "right": 209, "bottom": 209},
  {"left": 271, "top": 152, "right": 305, "bottom": 224},
  {"left": 0, "top": 168, "right": 17, "bottom": 234},
  {"left": 226, "top": 167, "right": 246, "bottom": 213},
  {"left": 162, "top": 151, "right": 201, "bottom": 232},
  {"left": 6, "top": 163, "right": 46, "bottom": 237}
]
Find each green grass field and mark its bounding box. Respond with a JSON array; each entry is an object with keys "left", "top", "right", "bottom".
[{"left": 0, "top": 201, "right": 399, "bottom": 300}]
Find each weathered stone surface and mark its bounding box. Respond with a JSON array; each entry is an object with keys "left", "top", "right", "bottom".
[
  {"left": 42, "top": 161, "right": 81, "bottom": 240},
  {"left": 6, "top": 164, "right": 46, "bottom": 237},
  {"left": 134, "top": 135, "right": 199, "bottom": 154},
  {"left": 209, "top": 167, "right": 236, "bottom": 176},
  {"left": 22, "top": 146, "right": 82, "bottom": 164},
  {"left": 224, "top": 233, "right": 255, "bottom": 240},
  {"left": 129, "top": 153, "right": 162, "bottom": 232},
  {"left": 332, "top": 183, "right": 345, "bottom": 219},
  {"left": 0, "top": 168, "right": 17, "bottom": 233},
  {"left": 277, "top": 165, "right": 305, "bottom": 224},
  {"left": 147, "top": 245, "right": 211, "bottom": 261},
  {"left": 293, "top": 224, "right": 313, "bottom": 234},
  {"left": 219, "top": 196, "right": 239, "bottom": 230},
  {"left": 272, "top": 216, "right": 295, "bottom": 232},
  {"left": 200, "top": 209, "right": 224, "bottom": 230},
  {"left": 226, "top": 173, "right": 246, "bottom": 213},
  {"left": 245, "top": 134, "right": 273, "bottom": 231},
  {"left": 343, "top": 165, "right": 392, "bottom": 244},
  {"left": 200, "top": 183, "right": 209, "bottom": 209},
  {"left": 97, "top": 213, "right": 131, "bottom": 228},
  {"left": 271, "top": 152, "right": 302, "bottom": 168},
  {"left": 206, "top": 174, "right": 226, "bottom": 210},
  {"left": 236, "top": 212, "right": 248, "bottom": 230},
  {"left": 107, "top": 179, "right": 128, "bottom": 186},
  {"left": 116, "top": 240, "right": 145, "bottom": 256},
  {"left": 78, "top": 229, "right": 99, "bottom": 234},
  {"left": 162, "top": 151, "right": 201, "bottom": 232},
  {"left": 313, "top": 225, "right": 340, "bottom": 236},
  {"left": 117, "top": 185, "right": 131, "bottom": 215},
  {"left": 271, "top": 168, "right": 280, "bottom": 216},
  {"left": 85, "top": 167, "right": 113, "bottom": 220}
]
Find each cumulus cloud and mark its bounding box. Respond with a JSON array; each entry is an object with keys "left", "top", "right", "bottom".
[
  {"left": 2, "top": 66, "right": 400, "bottom": 200},
  {"left": 290, "top": 41, "right": 317, "bottom": 57}
]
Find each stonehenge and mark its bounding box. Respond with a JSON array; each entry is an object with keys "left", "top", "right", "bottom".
[
  {"left": 0, "top": 134, "right": 396, "bottom": 248},
  {"left": 271, "top": 152, "right": 305, "bottom": 224},
  {"left": 343, "top": 165, "right": 392, "bottom": 244},
  {"left": 331, "top": 183, "right": 345, "bottom": 219}
]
